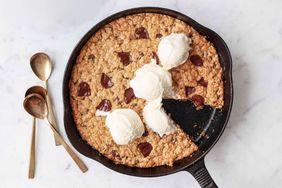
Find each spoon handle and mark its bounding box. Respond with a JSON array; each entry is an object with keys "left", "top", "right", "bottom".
[
  {"left": 45, "top": 81, "right": 61, "bottom": 146},
  {"left": 47, "top": 121, "right": 88, "bottom": 173},
  {"left": 28, "top": 117, "right": 36, "bottom": 179}
]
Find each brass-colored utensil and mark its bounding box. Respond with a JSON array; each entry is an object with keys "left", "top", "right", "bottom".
[
  {"left": 24, "top": 86, "right": 46, "bottom": 178},
  {"left": 25, "top": 86, "right": 46, "bottom": 98},
  {"left": 30, "top": 53, "right": 61, "bottom": 146},
  {"left": 23, "top": 93, "right": 88, "bottom": 173},
  {"left": 28, "top": 117, "right": 36, "bottom": 179}
]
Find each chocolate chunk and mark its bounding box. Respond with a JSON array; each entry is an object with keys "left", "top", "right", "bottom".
[
  {"left": 197, "top": 77, "right": 208, "bottom": 87},
  {"left": 187, "top": 33, "right": 192, "bottom": 38},
  {"left": 135, "top": 27, "right": 149, "bottom": 39},
  {"left": 117, "top": 52, "right": 132, "bottom": 66},
  {"left": 152, "top": 52, "right": 157, "bottom": 59},
  {"left": 191, "top": 95, "right": 205, "bottom": 107},
  {"left": 185, "top": 86, "right": 195, "bottom": 96},
  {"left": 155, "top": 33, "right": 163, "bottom": 38},
  {"left": 111, "top": 150, "right": 119, "bottom": 158},
  {"left": 101, "top": 73, "right": 113, "bottom": 89},
  {"left": 142, "top": 130, "right": 149, "bottom": 137},
  {"left": 77, "top": 82, "right": 91, "bottom": 97},
  {"left": 96, "top": 99, "right": 112, "bottom": 111},
  {"left": 124, "top": 88, "right": 135, "bottom": 104},
  {"left": 190, "top": 55, "right": 203, "bottom": 66},
  {"left": 171, "top": 137, "right": 177, "bottom": 144},
  {"left": 88, "top": 54, "right": 95, "bottom": 61},
  {"left": 152, "top": 52, "right": 160, "bottom": 65},
  {"left": 137, "top": 142, "right": 153, "bottom": 157}
]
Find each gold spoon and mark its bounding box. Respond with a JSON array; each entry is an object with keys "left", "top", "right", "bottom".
[
  {"left": 24, "top": 86, "right": 46, "bottom": 179},
  {"left": 23, "top": 93, "right": 88, "bottom": 173},
  {"left": 30, "top": 53, "right": 61, "bottom": 146}
]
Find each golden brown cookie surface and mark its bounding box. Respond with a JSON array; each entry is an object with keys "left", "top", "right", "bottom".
[{"left": 69, "top": 13, "right": 223, "bottom": 167}]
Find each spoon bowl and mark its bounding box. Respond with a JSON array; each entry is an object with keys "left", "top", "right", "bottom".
[
  {"left": 30, "top": 53, "right": 52, "bottom": 81},
  {"left": 23, "top": 93, "right": 48, "bottom": 119},
  {"left": 25, "top": 86, "right": 47, "bottom": 98}
]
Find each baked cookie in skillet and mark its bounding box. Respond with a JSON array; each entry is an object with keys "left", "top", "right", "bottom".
[{"left": 69, "top": 13, "right": 223, "bottom": 167}]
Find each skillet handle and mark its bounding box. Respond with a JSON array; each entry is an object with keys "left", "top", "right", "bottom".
[{"left": 185, "top": 158, "right": 218, "bottom": 188}]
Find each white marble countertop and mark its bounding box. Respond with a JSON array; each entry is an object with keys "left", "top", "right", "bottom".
[{"left": 1, "top": 0, "right": 282, "bottom": 187}]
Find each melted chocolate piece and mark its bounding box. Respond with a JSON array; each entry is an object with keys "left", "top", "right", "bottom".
[
  {"left": 124, "top": 88, "right": 135, "bottom": 104},
  {"left": 101, "top": 73, "right": 113, "bottom": 89},
  {"left": 142, "top": 130, "right": 149, "bottom": 137},
  {"left": 152, "top": 52, "right": 160, "bottom": 65},
  {"left": 111, "top": 150, "right": 119, "bottom": 158},
  {"left": 197, "top": 77, "right": 208, "bottom": 87},
  {"left": 190, "top": 55, "right": 203, "bottom": 66},
  {"left": 171, "top": 137, "right": 177, "bottom": 144},
  {"left": 96, "top": 99, "right": 112, "bottom": 111},
  {"left": 77, "top": 82, "right": 91, "bottom": 97},
  {"left": 88, "top": 54, "right": 95, "bottom": 61},
  {"left": 137, "top": 142, "right": 153, "bottom": 157},
  {"left": 191, "top": 95, "right": 205, "bottom": 107},
  {"left": 187, "top": 33, "right": 193, "bottom": 38},
  {"left": 117, "top": 52, "right": 132, "bottom": 66},
  {"left": 155, "top": 33, "right": 163, "bottom": 38},
  {"left": 135, "top": 27, "right": 149, "bottom": 39},
  {"left": 185, "top": 86, "right": 195, "bottom": 96}
]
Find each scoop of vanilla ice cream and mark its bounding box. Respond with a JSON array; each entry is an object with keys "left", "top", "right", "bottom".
[
  {"left": 158, "top": 33, "right": 191, "bottom": 70},
  {"left": 106, "top": 109, "right": 144, "bottom": 145},
  {"left": 143, "top": 99, "right": 176, "bottom": 137},
  {"left": 130, "top": 59, "right": 173, "bottom": 101}
]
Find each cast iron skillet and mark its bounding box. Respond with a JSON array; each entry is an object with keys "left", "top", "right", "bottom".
[{"left": 63, "top": 7, "right": 233, "bottom": 188}]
